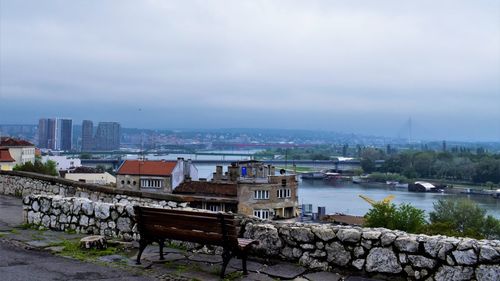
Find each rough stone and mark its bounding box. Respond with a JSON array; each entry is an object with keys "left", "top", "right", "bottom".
[
  {"left": 365, "top": 247, "right": 402, "bottom": 273},
  {"left": 244, "top": 223, "right": 282, "bottom": 256},
  {"left": 116, "top": 217, "right": 132, "bottom": 233},
  {"left": 352, "top": 259, "right": 365, "bottom": 270},
  {"left": 290, "top": 226, "right": 314, "bottom": 242},
  {"left": 95, "top": 203, "right": 111, "bottom": 219},
  {"left": 399, "top": 253, "right": 407, "bottom": 264},
  {"left": 337, "top": 228, "right": 361, "bottom": 243},
  {"left": 325, "top": 242, "right": 351, "bottom": 266},
  {"left": 362, "top": 231, "right": 381, "bottom": 240},
  {"left": 408, "top": 255, "right": 437, "bottom": 269},
  {"left": 354, "top": 246, "right": 365, "bottom": 258},
  {"left": 395, "top": 236, "right": 419, "bottom": 253},
  {"left": 452, "top": 249, "right": 477, "bottom": 265},
  {"left": 380, "top": 232, "right": 397, "bottom": 246},
  {"left": 479, "top": 245, "right": 500, "bottom": 262},
  {"left": 476, "top": 264, "right": 500, "bottom": 281},
  {"left": 81, "top": 201, "right": 94, "bottom": 216},
  {"left": 434, "top": 266, "right": 474, "bottom": 281},
  {"left": 311, "top": 225, "right": 336, "bottom": 241}
]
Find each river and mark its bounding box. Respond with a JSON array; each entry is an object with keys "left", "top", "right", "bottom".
[
  {"left": 127, "top": 154, "right": 500, "bottom": 219},
  {"left": 195, "top": 164, "right": 500, "bottom": 218}
]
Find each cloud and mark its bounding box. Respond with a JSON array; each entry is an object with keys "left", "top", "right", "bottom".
[{"left": 1, "top": 0, "right": 499, "bottom": 141}]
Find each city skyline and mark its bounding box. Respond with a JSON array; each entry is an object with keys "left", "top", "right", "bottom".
[{"left": 1, "top": 1, "right": 499, "bottom": 142}]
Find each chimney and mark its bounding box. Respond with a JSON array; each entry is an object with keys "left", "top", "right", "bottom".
[{"left": 215, "top": 165, "right": 223, "bottom": 181}]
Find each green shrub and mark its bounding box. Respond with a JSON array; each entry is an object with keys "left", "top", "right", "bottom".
[{"left": 364, "top": 203, "right": 425, "bottom": 233}]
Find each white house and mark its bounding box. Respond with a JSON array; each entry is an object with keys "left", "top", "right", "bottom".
[
  {"left": 41, "top": 155, "right": 82, "bottom": 171},
  {"left": 0, "top": 137, "right": 36, "bottom": 167},
  {"left": 65, "top": 172, "right": 116, "bottom": 185}
]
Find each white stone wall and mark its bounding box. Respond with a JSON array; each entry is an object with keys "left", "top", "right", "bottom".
[
  {"left": 23, "top": 194, "right": 191, "bottom": 241},
  {"left": 241, "top": 219, "right": 500, "bottom": 281}
]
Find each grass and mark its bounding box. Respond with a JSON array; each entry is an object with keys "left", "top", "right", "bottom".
[
  {"left": 223, "top": 271, "right": 244, "bottom": 281},
  {"left": 51, "top": 240, "right": 120, "bottom": 261}
]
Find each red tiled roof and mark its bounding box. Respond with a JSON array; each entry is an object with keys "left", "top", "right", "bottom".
[
  {"left": 174, "top": 181, "right": 237, "bottom": 197},
  {"left": 0, "top": 137, "right": 34, "bottom": 147},
  {"left": 117, "top": 160, "right": 176, "bottom": 176},
  {"left": 0, "top": 149, "right": 15, "bottom": 162}
]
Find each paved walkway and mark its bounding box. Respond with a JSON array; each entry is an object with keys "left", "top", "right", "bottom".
[{"left": 0, "top": 195, "right": 378, "bottom": 281}]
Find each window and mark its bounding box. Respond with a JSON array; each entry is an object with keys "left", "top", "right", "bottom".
[
  {"left": 208, "top": 203, "right": 220, "bottom": 212},
  {"left": 133, "top": 181, "right": 136, "bottom": 185},
  {"left": 121, "top": 180, "right": 125, "bottom": 184},
  {"left": 254, "top": 190, "right": 269, "bottom": 199},
  {"left": 253, "top": 209, "right": 270, "bottom": 220},
  {"left": 276, "top": 188, "right": 291, "bottom": 198},
  {"left": 141, "top": 179, "right": 163, "bottom": 189},
  {"left": 281, "top": 179, "right": 287, "bottom": 187}
]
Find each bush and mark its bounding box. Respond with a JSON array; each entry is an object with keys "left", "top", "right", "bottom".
[
  {"left": 14, "top": 159, "right": 58, "bottom": 177},
  {"left": 364, "top": 203, "right": 426, "bottom": 233}
]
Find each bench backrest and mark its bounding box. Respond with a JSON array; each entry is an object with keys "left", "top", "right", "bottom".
[{"left": 134, "top": 206, "right": 238, "bottom": 247}]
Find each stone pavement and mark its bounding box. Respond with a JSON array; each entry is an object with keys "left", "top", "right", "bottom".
[{"left": 0, "top": 194, "right": 380, "bottom": 281}]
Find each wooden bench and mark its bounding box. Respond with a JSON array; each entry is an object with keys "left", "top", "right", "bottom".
[{"left": 134, "top": 206, "right": 259, "bottom": 278}]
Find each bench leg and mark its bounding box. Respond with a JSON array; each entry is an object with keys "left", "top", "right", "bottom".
[
  {"left": 159, "top": 239, "right": 165, "bottom": 260},
  {"left": 220, "top": 248, "right": 231, "bottom": 279},
  {"left": 241, "top": 253, "right": 248, "bottom": 275},
  {"left": 136, "top": 239, "right": 148, "bottom": 265}
]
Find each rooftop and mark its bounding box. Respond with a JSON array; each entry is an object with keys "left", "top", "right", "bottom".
[
  {"left": 117, "top": 160, "right": 177, "bottom": 176},
  {"left": 0, "top": 148, "right": 15, "bottom": 162},
  {"left": 0, "top": 137, "right": 34, "bottom": 147}
]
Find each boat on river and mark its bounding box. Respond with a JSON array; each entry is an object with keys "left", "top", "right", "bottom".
[{"left": 301, "top": 172, "right": 326, "bottom": 179}]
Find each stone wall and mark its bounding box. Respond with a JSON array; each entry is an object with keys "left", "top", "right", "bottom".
[
  {"left": 0, "top": 171, "right": 235, "bottom": 206},
  {"left": 23, "top": 194, "right": 193, "bottom": 241},
  {"left": 242, "top": 220, "right": 500, "bottom": 281}
]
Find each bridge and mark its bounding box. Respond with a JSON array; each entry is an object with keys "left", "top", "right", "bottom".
[{"left": 81, "top": 158, "right": 361, "bottom": 171}]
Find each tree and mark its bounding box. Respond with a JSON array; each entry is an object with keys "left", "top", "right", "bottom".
[{"left": 427, "top": 198, "right": 500, "bottom": 239}]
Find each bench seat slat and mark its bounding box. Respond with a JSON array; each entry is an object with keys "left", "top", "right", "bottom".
[{"left": 138, "top": 215, "right": 237, "bottom": 236}]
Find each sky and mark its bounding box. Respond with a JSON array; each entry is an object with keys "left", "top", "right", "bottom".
[{"left": 1, "top": 0, "right": 499, "bottom": 141}]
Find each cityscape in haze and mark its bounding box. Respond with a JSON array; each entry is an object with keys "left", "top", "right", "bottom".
[{"left": 1, "top": 1, "right": 500, "bottom": 280}]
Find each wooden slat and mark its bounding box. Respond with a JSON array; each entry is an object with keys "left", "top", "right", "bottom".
[
  {"left": 142, "top": 225, "right": 238, "bottom": 245},
  {"left": 139, "top": 206, "right": 234, "bottom": 219},
  {"left": 139, "top": 215, "right": 237, "bottom": 236}
]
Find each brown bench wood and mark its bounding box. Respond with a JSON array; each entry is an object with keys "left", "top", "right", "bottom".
[{"left": 134, "top": 206, "right": 258, "bottom": 278}]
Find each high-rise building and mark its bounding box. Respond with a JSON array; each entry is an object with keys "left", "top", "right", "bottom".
[
  {"left": 38, "top": 118, "right": 72, "bottom": 150},
  {"left": 81, "top": 120, "right": 94, "bottom": 151},
  {"left": 57, "top": 119, "right": 72, "bottom": 151},
  {"left": 38, "top": 118, "right": 57, "bottom": 149},
  {"left": 94, "top": 122, "right": 121, "bottom": 151}
]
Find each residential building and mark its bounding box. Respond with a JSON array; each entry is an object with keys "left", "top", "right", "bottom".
[
  {"left": 94, "top": 122, "right": 121, "bottom": 151},
  {"left": 64, "top": 167, "right": 116, "bottom": 185},
  {"left": 0, "top": 137, "right": 36, "bottom": 168},
  {"left": 174, "top": 160, "right": 299, "bottom": 220},
  {"left": 116, "top": 158, "right": 197, "bottom": 192},
  {"left": 0, "top": 148, "right": 15, "bottom": 171},
  {"left": 41, "top": 155, "right": 81, "bottom": 171},
  {"left": 81, "top": 120, "right": 94, "bottom": 151}
]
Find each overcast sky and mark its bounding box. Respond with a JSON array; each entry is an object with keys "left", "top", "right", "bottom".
[{"left": 1, "top": 0, "right": 499, "bottom": 141}]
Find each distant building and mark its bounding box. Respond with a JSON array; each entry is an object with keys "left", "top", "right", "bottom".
[
  {"left": 94, "top": 122, "right": 121, "bottom": 151},
  {"left": 38, "top": 118, "right": 72, "bottom": 151},
  {"left": 174, "top": 160, "right": 299, "bottom": 220},
  {"left": 116, "top": 158, "right": 197, "bottom": 192},
  {"left": 81, "top": 120, "right": 94, "bottom": 151},
  {"left": 64, "top": 166, "right": 116, "bottom": 185},
  {"left": 41, "top": 155, "right": 81, "bottom": 171},
  {"left": 57, "top": 119, "right": 72, "bottom": 151},
  {"left": 0, "top": 137, "right": 36, "bottom": 169},
  {"left": 38, "top": 118, "right": 57, "bottom": 149}
]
